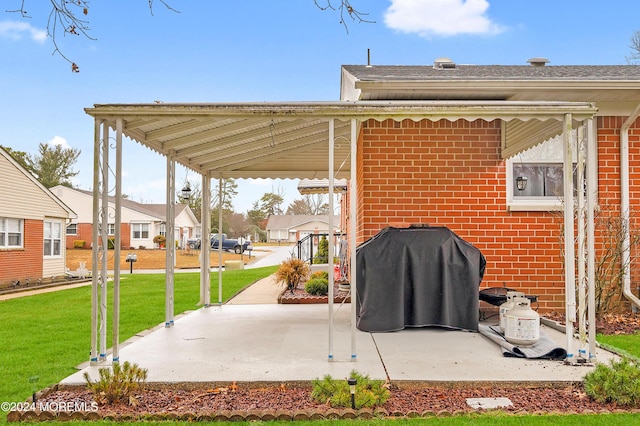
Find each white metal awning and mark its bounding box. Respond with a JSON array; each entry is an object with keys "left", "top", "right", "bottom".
[{"left": 85, "top": 101, "right": 598, "bottom": 177}]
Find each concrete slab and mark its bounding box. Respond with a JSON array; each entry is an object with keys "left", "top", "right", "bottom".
[{"left": 62, "top": 303, "right": 618, "bottom": 386}]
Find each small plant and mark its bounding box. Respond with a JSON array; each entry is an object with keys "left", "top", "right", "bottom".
[
  {"left": 313, "top": 235, "right": 329, "bottom": 264},
  {"left": 305, "top": 277, "right": 329, "bottom": 296},
  {"left": 311, "top": 270, "right": 329, "bottom": 280},
  {"left": 584, "top": 357, "right": 640, "bottom": 406},
  {"left": 153, "top": 235, "right": 166, "bottom": 248},
  {"left": 311, "top": 370, "right": 389, "bottom": 409},
  {"left": 274, "top": 257, "right": 310, "bottom": 293},
  {"left": 73, "top": 240, "right": 85, "bottom": 249},
  {"left": 84, "top": 361, "right": 148, "bottom": 405}
]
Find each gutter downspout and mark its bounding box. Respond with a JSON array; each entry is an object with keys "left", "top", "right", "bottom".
[{"left": 620, "top": 104, "right": 640, "bottom": 310}]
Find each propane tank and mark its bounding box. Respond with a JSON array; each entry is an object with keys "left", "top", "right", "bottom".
[
  {"left": 504, "top": 298, "right": 540, "bottom": 346},
  {"left": 499, "top": 291, "right": 526, "bottom": 333}
]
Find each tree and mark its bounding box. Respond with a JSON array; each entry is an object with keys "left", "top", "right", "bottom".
[
  {"left": 211, "top": 178, "right": 237, "bottom": 212},
  {"left": 1, "top": 145, "right": 33, "bottom": 174},
  {"left": 28, "top": 142, "right": 80, "bottom": 188},
  {"left": 286, "top": 194, "right": 329, "bottom": 215},
  {"left": 259, "top": 192, "right": 285, "bottom": 216},
  {"left": 628, "top": 30, "right": 640, "bottom": 64},
  {"left": 247, "top": 201, "right": 267, "bottom": 227},
  {"left": 7, "top": 1, "right": 370, "bottom": 72}
]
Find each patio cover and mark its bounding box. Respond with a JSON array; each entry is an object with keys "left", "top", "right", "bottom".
[{"left": 84, "top": 100, "right": 597, "bottom": 365}]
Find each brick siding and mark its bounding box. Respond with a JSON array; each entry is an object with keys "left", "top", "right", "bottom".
[
  {"left": 0, "top": 219, "right": 43, "bottom": 287},
  {"left": 354, "top": 117, "right": 640, "bottom": 313}
]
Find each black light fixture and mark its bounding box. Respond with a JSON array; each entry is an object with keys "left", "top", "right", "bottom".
[
  {"left": 516, "top": 176, "right": 528, "bottom": 191},
  {"left": 347, "top": 377, "right": 357, "bottom": 410},
  {"left": 180, "top": 182, "right": 192, "bottom": 200}
]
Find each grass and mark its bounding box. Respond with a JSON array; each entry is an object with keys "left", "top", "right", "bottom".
[
  {"left": 0, "top": 266, "right": 276, "bottom": 422},
  {"left": 1, "top": 267, "right": 639, "bottom": 425},
  {"left": 597, "top": 333, "right": 640, "bottom": 360}
]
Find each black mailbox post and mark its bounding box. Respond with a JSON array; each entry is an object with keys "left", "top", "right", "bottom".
[{"left": 126, "top": 253, "right": 137, "bottom": 274}]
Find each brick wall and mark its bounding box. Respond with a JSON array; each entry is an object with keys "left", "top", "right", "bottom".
[
  {"left": 356, "top": 118, "right": 568, "bottom": 312},
  {"left": 0, "top": 219, "right": 43, "bottom": 287},
  {"left": 65, "top": 223, "right": 132, "bottom": 249}
]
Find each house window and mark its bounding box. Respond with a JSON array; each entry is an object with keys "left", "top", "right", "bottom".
[
  {"left": 66, "top": 223, "right": 77, "bottom": 235},
  {"left": 159, "top": 224, "right": 166, "bottom": 237},
  {"left": 98, "top": 223, "right": 116, "bottom": 235},
  {"left": 0, "top": 217, "right": 23, "bottom": 248},
  {"left": 44, "top": 220, "right": 62, "bottom": 257},
  {"left": 132, "top": 223, "right": 149, "bottom": 239},
  {"left": 507, "top": 133, "right": 586, "bottom": 211}
]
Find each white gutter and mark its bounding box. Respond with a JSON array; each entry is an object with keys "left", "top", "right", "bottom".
[{"left": 620, "top": 104, "right": 640, "bottom": 309}]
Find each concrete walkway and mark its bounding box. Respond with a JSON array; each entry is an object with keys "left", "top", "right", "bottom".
[{"left": 226, "top": 274, "right": 284, "bottom": 304}]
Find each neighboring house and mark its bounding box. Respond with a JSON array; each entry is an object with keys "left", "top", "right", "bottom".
[
  {"left": 265, "top": 215, "right": 340, "bottom": 243},
  {"left": 0, "top": 147, "right": 76, "bottom": 288},
  {"left": 51, "top": 186, "right": 199, "bottom": 249}
]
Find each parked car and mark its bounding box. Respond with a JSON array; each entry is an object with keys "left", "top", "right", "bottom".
[{"left": 211, "top": 234, "right": 251, "bottom": 254}]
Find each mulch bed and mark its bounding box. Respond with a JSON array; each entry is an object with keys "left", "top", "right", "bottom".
[
  {"left": 278, "top": 281, "right": 351, "bottom": 304},
  {"left": 11, "top": 380, "right": 639, "bottom": 422}
]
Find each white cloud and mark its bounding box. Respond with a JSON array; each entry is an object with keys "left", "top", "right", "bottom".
[
  {"left": 384, "top": 0, "right": 505, "bottom": 37},
  {"left": 0, "top": 21, "right": 47, "bottom": 43},
  {"left": 47, "top": 135, "right": 69, "bottom": 148}
]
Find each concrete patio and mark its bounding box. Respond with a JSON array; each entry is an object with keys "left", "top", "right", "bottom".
[{"left": 63, "top": 301, "right": 617, "bottom": 386}]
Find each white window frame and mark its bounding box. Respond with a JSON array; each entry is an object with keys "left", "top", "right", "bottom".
[
  {"left": 132, "top": 223, "right": 149, "bottom": 239},
  {"left": 44, "top": 220, "right": 63, "bottom": 257},
  {"left": 0, "top": 217, "right": 23, "bottom": 248},
  {"left": 66, "top": 223, "right": 78, "bottom": 235},
  {"left": 506, "top": 132, "right": 589, "bottom": 212}
]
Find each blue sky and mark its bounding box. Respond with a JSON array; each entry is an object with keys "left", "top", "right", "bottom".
[{"left": 1, "top": 0, "right": 639, "bottom": 213}]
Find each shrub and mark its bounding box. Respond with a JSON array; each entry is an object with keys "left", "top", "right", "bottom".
[
  {"left": 305, "top": 277, "right": 328, "bottom": 296},
  {"left": 313, "top": 235, "right": 329, "bottom": 264},
  {"left": 311, "top": 270, "right": 329, "bottom": 280},
  {"left": 107, "top": 237, "right": 115, "bottom": 250},
  {"left": 584, "top": 357, "right": 640, "bottom": 406},
  {"left": 311, "top": 370, "right": 389, "bottom": 409},
  {"left": 73, "top": 240, "right": 86, "bottom": 249},
  {"left": 84, "top": 361, "right": 148, "bottom": 405},
  {"left": 153, "top": 235, "right": 166, "bottom": 247},
  {"left": 274, "top": 258, "right": 310, "bottom": 293}
]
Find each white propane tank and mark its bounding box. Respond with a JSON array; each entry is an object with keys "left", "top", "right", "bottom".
[
  {"left": 504, "top": 298, "right": 540, "bottom": 346},
  {"left": 499, "top": 291, "right": 526, "bottom": 333}
]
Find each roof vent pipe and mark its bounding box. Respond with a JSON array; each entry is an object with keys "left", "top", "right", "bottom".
[
  {"left": 527, "top": 57, "right": 549, "bottom": 67},
  {"left": 433, "top": 57, "right": 456, "bottom": 69}
]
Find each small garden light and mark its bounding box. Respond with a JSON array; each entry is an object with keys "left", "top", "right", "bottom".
[{"left": 347, "top": 377, "right": 357, "bottom": 410}]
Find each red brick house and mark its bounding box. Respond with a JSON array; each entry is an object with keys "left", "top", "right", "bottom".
[
  {"left": 84, "top": 59, "right": 640, "bottom": 360},
  {"left": 0, "top": 147, "right": 75, "bottom": 288}
]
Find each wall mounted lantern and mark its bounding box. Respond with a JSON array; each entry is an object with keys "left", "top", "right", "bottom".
[{"left": 516, "top": 176, "right": 528, "bottom": 191}]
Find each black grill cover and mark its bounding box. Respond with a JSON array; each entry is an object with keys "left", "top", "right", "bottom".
[{"left": 355, "top": 226, "right": 486, "bottom": 332}]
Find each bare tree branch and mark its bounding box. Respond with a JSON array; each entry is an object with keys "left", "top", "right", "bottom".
[
  {"left": 313, "top": 0, "right": 374, "bottom": 33},
  {"left": 627, "top": 30, "right": 640, "bottom": 65}
]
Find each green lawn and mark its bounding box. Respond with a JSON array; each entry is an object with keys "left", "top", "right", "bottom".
[
  {"left": 1, "top": 268, "right": 639, "bottom": 425},
  {"left": 597, "top": 333, "right": 640, "bottom": 361},
  {"left": 0, "top": 266, "right": 276, "bottom": 421}
]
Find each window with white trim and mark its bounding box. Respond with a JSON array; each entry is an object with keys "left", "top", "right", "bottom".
[
  {"left": 0, "top": 217, "right": 23, "bottom": 248},
  {"left": 66, "top": 223, "right": 77, "bottom": 235},
  {"left": 44, "top": 220, "right": 62, "bottom": 256},
  {"left": 159, "top": 223, "right": 166, "bottom": 237},
  {"left": 132, "top": 223, "right": 149, "bottom": 239},
  {"left": 507, "top": 134, "right": 582, "bottom": 211}
]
